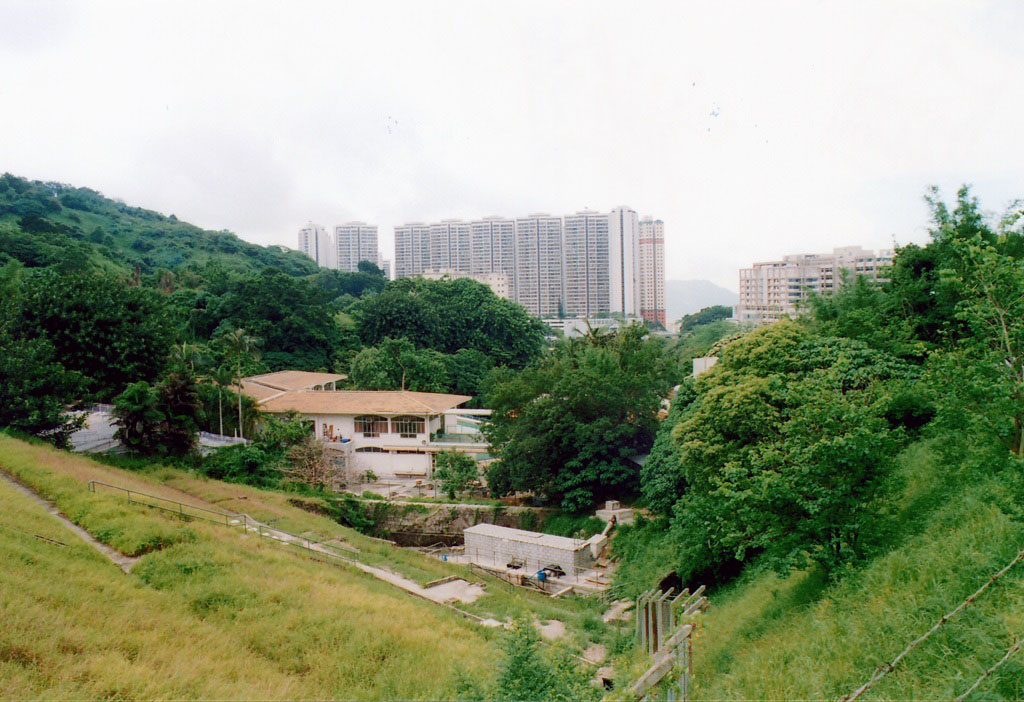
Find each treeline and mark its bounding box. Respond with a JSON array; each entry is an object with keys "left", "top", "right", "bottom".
[{"left": 632, "top": 186, "right": 1024, "bottom": 588}]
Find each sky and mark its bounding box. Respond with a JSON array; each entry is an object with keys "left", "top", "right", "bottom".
[{"left": 1, "top": 1, "right": 1022, "bottom": 291}]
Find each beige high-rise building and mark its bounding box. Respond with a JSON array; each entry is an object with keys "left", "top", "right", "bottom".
[
  {"left": 638, "top": 217, "right": 666, "bottom": 326},
  {"left": 421, "top": 269, "right": 511, "bottom": 300},
  {"left": 334, "top": 222, "right": 379, "bottom": 273},
  {"left": 736, "top": 246, "right": 894, "bottom": 324},
  {"left": 297, "top": 222, "right": 334, "bottom": 269}
]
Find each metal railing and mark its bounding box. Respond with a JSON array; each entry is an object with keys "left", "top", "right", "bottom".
[
  {"left": 87, "top": 480, "right": 361, "bottom": 564},
  {"left": 88, "top": 480, "right": 245, "bottom": 527}
]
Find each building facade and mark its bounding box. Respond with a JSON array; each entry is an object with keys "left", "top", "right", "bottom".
[
  {"left": 428, "top": 220, "right": 472, "bottom": 273},
  {"left": 562, "top": 211, "right": 611, "bottom": 318},
  {"left": 394, "top": 223, "right": 431, "bottom": 278},
  {"left": 470, "top": 217, "right": 517, "bottom": 295},
  {"left": 421, "top": 269, "right": 511, "bottom": 299},
  {"left": 242, "top": 372, "right": 491, "bottom": 480},
  {"left": 297, "top": 222, "right": 335, "bottom": 269},
  {"left": 334, "top": 222, "right": 379, "bottom": 273},
  {"left": 609, "top": 206, "right": 641, "bottom": 317},
  {"left": 638, "top": 217, "right": 666, "bottom": 326},
  {"left": 513, "top": 214, "right": 564, "bottom": 317},
  {"left": 736, "top": 246, "right": 894, "bottom": 324}
]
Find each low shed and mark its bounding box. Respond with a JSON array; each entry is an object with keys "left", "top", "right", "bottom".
[{"left": 463, "top": 523, "right": 594, "bottom": 577}]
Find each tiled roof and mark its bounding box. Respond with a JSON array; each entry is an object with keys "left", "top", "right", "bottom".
[
  {"left": 238, "top": 371, "right": 348, "bottom": 403},
  {"left": 242, "top": 370, "right": 347, "bottom": 391},
  {"left": 260, "top": 390, "right": 471, "bottom": 415}
]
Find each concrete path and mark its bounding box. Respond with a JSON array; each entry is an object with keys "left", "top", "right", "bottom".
[
  {"left": 0, "top": 470, "right": 139, "bottom": 573},
  {"left": 239, "top": 518, "right": 486, "bottom": 605}
]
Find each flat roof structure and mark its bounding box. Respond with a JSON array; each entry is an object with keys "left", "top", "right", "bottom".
[
  {"left": 463, "top": 523, "right": 585, "bottom": 551},
  {"left": 463, "top": 523, "right": 594, "bottom": 579}
]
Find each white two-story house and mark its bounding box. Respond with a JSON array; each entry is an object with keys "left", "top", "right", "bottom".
[{"left": 240, "top": 372, "right": 491, "bottom": 479}]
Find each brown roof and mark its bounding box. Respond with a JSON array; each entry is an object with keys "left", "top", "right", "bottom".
[
  {"left": 238, "top": 371, "right": 347, "bottom": 403},
  {"left": 260, "top": 390, "right": 471, "bottom": 416}
]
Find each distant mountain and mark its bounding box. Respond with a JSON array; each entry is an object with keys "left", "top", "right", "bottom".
[
  {"left": 0, "top": 173, "right": 317, "bottom": 277},
  {"left": 665, "top": 279, "right": 738, "bottom": 324}
]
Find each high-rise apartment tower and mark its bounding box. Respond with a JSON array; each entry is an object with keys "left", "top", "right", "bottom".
[
  {"left": 334, "top": 222, "right": 379, "bottom": 272},
  {"left": 609, "top": 206, "right": 640, "bottom": 317},
  {"left": 297, "top": 222, "right": 334, "bottom": 269},
  {"left": 563, "top": 211, "right": 611, "bottom": 317},
  {"left": 638, "top": 217, "right": 666, "bottom": 326}
]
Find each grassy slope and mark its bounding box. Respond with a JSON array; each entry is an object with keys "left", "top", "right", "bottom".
[
  {"left": 0, "top": 435, "right": 610, "bottom": 697},
  {"left": 0, "top": 436, "right": 497, "bottom": 700},
  {"left": 619, "top": 441, "right": 1024, "bottom": 700}
]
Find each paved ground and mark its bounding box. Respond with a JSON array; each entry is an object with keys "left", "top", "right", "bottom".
[
  {"left": 537, "top": 618, "right": 567, "bottom": 640},
  {"left": 0, "top": 469, "right": 139, "bottom": 573},
  {"left": 603, "top": 598, "right": 634, "bottom": 622},
  {"left": 67, "top": 410, "right": 120, "bottom": 453},
  {"left": 226, "top": 512, "right": 490, "bottom": 605},
  {"left": 422, "top": 577, "right": 487, "bottom": 604}
]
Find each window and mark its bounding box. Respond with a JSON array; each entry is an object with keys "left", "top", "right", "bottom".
[
  {"left": 391, "top": 415, "right": 425, "bottom": 438},
  {"left": 354, "top": 415, "right": 388, "bottom": 437},
  {"left": 355, "top": 447, "right": 387, "bottom": 453}
]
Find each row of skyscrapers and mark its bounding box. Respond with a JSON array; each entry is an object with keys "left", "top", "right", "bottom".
[
  {"left": 297, "top": 222, "right": 392, "bottom": 279},
  {"left": 395, "top": 207, "right": 665, "bottom": 323},
  {"left": 299, "top": 207, "right": 666, "bottom": 324}
]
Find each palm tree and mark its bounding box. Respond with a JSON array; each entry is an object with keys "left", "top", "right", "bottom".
[
  {"left": 205, "top": 364, "right": 236, "bottom": 437},
  {"left": 222, "top": 328, "right": 260, "bottom": 439},
  {"left": 169, "top": 341, "right": 205, "bottom": 374}
]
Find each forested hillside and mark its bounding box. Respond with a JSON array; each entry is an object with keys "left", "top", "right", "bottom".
[
  {"left": 610, "top": 187, "right": 1024, "bottom": 699},
  {"left": 0, "top": 173, "right": 316, "bottom": 276}
]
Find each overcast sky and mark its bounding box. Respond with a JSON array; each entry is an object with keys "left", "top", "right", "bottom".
[{"left": 1, "top": 1, "right": 1021, "bottom": 290}]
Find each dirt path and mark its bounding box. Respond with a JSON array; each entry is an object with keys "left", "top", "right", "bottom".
[{"left": 0, "top": 470, "right": 139, "bottom": 573}]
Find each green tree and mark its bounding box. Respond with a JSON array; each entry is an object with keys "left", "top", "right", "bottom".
[
  {"left": 157, "top": 371, "right": 201, "bottom": 456},
  {"left": 677, "top": 305, "right": 733, "bottom": 334},
  {"left": 220, "top": 327, "right": 260, "bottom": 439},
  {"left": 929, "top": 237, "right": 1024, "bottom": 457},
  {"left": 355, "top": 277, "right": 545, "bottom": 369},
  {"left": 348, "top": 337, "right": 451, "bottom": 393},
  {"left": 640, "top": 381, "right": 696, "bottom": 514},
  {"left": 455, "top": 616, "right": 599, "bottom": 702},
  {"left": 433, "top": 451, "right": 479, "bottom": 499},
  {"left": 111, "top": 373, "right": 201, "bottom": 457},
  {"left": 204, "top": 364, "right": 236, "bottom": 436},
  {"left": 18, "top": 268, "right": 174, "bottom": 399},
  {"left": 485, "top": 325, "right": 674, "bottom": 510},
  {"left": 194, "top": 269, "right": 349, "bottom": 371},
  {"left": 112, "top": 381, "right": 164, "bottom": 454},
  {"left": 663, "top": 322, "right": 912, "bottom": 581},
  {"left": 0, "top": 262, "right": 84, "bottom": 445}
]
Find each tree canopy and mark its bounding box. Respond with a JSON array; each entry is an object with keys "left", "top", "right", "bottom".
[{"left": 484, "top": 325, "right": 676, "bottom": 511}]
